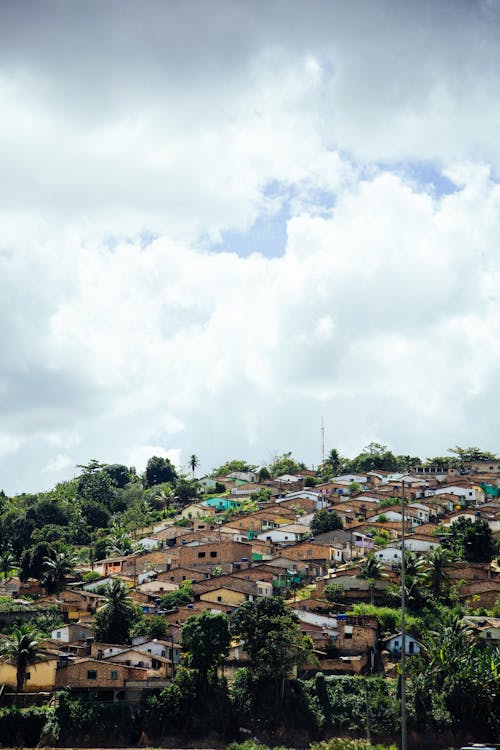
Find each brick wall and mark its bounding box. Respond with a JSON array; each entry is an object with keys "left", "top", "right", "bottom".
[{"left": 55, "top": 659, "right": 146, "bottom": 689}]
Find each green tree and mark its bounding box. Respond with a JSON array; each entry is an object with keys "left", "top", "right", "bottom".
[
  {"left": 148, "top": 484, "right": 175, "bottom": 512},
  {"left": 189, "top": 454, "right": 200, "bottom": 478},
  {"left": 447, "top": 517, "right": 495, "bottom": 562},
  {"left": 175, "top": 476, "right": 198, "bottom": 506},
  {"left": 231, "top": 598, "right": 311, "bottom": 702},
  {"left": 408, "top": 612, "right": 500, "bottom": 734},
  {"left": 182, "top": 611, "right": 230, "bottom": 683},
  {"left": 349, "top": 442, "right": 399, "bottom": 472},
  {"left": 160, "top": 581, "right": 194, "bottom": 609},
  {"left": 43, "top": 549, "right": 77, "bottom": 592},
  {"left": 81, "top": 499, "right": 111, "bottom": 530},
  {"left": 425, "top": 546, "right": 453, "bottom": 599},
  {"left": 0, "top": 624, "right": 41, "bottom": 697},
  {"left": 322, "top": 448, "right": 343, "bottom": 477},
  {"left": 19, "top": 541, "right": 53, "bottom": 582},
  {"left": 103, "top": 464, "right": 131, "bottom": 488},
  {"left": 77, "top": 469, "right": 115, "bottom": 509},
  {"left": 0, "top": 549, "right": 17, "bottom": 579},
  {"left": 144, "top": 456, "right": 178, "bottom": 488},
  {"left": 395, "top": 551, "right": 427, "bottom": 611},
  {"left": 323, "top": 582, "right": 346, "bottom": 603},
  {"left": 448, "top": 445, "right": 497, "bottom": 464},
  {"left": 268, "top": 452, "right": 306, "bottom": 478},
  {"left": 211, "top": 459, "right": 257, "bottom": 477},
  {"left": 357, "top": 554, "right": 384, "bottom": 605},
  {"left": 93, "top": 579, "right": 135, "bottom": 644},
  {"left": 311, "top": 510, "right": 343, "bottom": 535}
]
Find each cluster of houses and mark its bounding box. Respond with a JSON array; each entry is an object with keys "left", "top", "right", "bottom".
[{"left": 1, "top": 460, "right": 499, "bottom": 703}]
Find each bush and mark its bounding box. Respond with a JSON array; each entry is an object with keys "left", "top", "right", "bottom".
[
  {"left": 0, "top": 706, "right": 51, "bottom": 746},
  {"left": 311, "top": 741, "right": 397, "bottom": 750}
]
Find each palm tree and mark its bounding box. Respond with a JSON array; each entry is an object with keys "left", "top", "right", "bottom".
[
  {"left": 324, "top": 448, "right": 342, "bottom": 476},
  {"left": 94, "top": 579, "right": 134, "bottom": 644},
  {"left": 43, "top": 550, "right": 77, "bottom": 592},
  {"left": 425, "top": 546, "right": 453, "bottom": 600},
  {"left": 190, "top": 454, "right": 199, "bottom": 479},
  {"left": 357, "top": 554, "right": 384, "bottom": 605},
  {"left": 0, "top": 549, "right": 17, "bottom": 579},
  {"left": 105, "top": 527, "right": 140, "bottom": 557},
  {"left": 395, "top": 551, "right": 427, "bottom": 610},
  {"left": 0, "top": 625, "right": 41, "bottom": 699}
]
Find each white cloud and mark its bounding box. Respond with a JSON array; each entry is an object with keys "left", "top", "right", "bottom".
[{"left": 1, "top": 1, "right": 500, "bottom": 491}]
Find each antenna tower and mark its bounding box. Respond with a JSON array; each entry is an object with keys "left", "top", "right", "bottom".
[{"left": 320, "top": 417, "right": 325, "bottom": 464}]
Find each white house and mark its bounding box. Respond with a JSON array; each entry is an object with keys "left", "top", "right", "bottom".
[
  {"left": 256, "top": 524, "right": 311, "bottom": 544},
  {"left": 434, "top": 485, "right": 483, "bottom": 504},
  {"left": 51, "top": 623, "right": 94, "bottom": 642},
  {"left": 374, "top": 547, "right": 403, "bottom": 564},
  {"left": 396, "top": 535, "right": 440, "bottom": 553},
  {"left": 383, "top": 633, "right": 421, "bottom": 656}
]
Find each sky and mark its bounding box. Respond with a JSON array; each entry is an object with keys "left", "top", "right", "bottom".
[{"left": 2, "top": 0, "right": 500, "bottom": 494}]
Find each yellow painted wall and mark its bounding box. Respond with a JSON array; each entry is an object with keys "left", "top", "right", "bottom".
[
  {"left": 0, "top": 658, "right": 58, "bottom": 691},
  {"left": 200, "top": 588, "right": 247, "bottom": 606}
]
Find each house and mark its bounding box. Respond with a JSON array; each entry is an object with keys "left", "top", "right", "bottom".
[
  {"left": 177, "top": 539, "right": 253, "bottom": 573},
  {"left": 193, "top": 575, "right": 271, "bottom": 606},
  {"left": 51, "top": 623, "right": 94, "bottom": 643},
  {"left": 434, "top": 484, "right": 485, "bottom": 505},
  {"left": 465, "top": 460, "right": 500, "bottom": 474},
  {"left": 396, "top": 534, "right": 440, "bottom": 553},
  {"left": 202, "top": 496, "right": 244, "bottom": 512},
  {"left": 131, "top": 637, "right": 182, "bottom": 663},
  {"left": 462, "top": 616, "right": 500, "bottom": 645},
  {"left": 320, "top": 572, "right": 390, "bottom": 604},
  {"left": 383, "top": 633, "right": 421, "bottom": 656},
  {"left": 42, "top": 588, "right": 105, "bottom": 620},
  {"left": 256, "top": 523, "right": 311, "bottom": 545},
  {"left": 54, "top": 656, "right": 148, "bottom": 697},
  {"left": 281, "top": 538, "right": 341, "bottom": 569},
  {"left": 313, "top": 529, "right": 374, "bottom": 561},
  {"left": 101, "top": 647, "right": 172, "bottom": 677},
  {"left": 374, "top": 547, "right": 403, "bottom": 565},
  {"left": 455, "top": 580, "right": 500, "bottom": 609},
  {"left": 0, "top": 651, "right": 59, "bottom": 691}
]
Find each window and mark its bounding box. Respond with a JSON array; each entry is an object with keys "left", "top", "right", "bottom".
[
  {"left": 210, "top": 551, "right": 217, "bottom": 558},
  {"left": 56, "top": 631, "right": 61, "bottom": 639},
  {"left": 198, "top": 551, "right": 206, "bottom": 558},
  {"left": 26, "top": 672, "right": 31, "bottom": 680},
  {"left": 87, "top": 670, "right": 97, "bottom": 680},
  {"left": 111, "top": 670, "right": 118, "bottom": 680},
  {"left": 217, "top": 596, "right": 222, "bottom": 602}
]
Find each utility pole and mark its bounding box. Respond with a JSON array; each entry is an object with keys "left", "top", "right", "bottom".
[
  {"left": 400, "top": 480, "right": 407, "bottom": 750},
  {"left": 320, "top": 417, "right": 325, "bottom": 465}
]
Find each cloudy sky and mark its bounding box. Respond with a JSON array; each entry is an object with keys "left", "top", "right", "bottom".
[{"left": 1, "top": 0, "right": 500, "bottom": 493}]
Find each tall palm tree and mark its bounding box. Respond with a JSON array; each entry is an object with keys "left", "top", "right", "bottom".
[
  {"left": 190, "top": 454, "right": 199, "bottom": 479},
  {"left": 94, "top": 579, "right": 135, "bottom": 644},
  {"left": 0, "top": 625, "right": 41, "bottom": 698},
  {"left": 0, "top": 549, "right": 17, "bottom": 579},
  {"left": 357, "top": 554, "right": 384, "bottom": 605},
  {"left": 395, "top": 550, "right": 427, "bottom": 610},
  {"left": 43, "top": 550, "right": 77, "bottom": 592},
  {"left": 425, "top": 546, "right": 453, "bottom": 600},
  {"left": 324, "top": 448, "right": 342, "bottom": 476}
]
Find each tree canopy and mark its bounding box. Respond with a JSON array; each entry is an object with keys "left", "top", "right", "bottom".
[
  {"left": 310, "top": 510, "right": 343, "bottom": 535},
  {"left": 144, "top": 456, "right": 178, "bottom": 488},
  {"left": 181, "top": 611, "right": 230, "bottom": 682}
]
